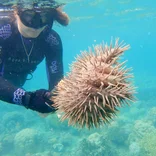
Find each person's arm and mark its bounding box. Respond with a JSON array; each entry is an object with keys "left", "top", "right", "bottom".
[
  {"left": 0, "top": 76, "right": 26, "bottom": 104},
  {"left": 0, "top": 77, "right": 55, "bottom": 113},
  {"left": 45, "top": 30, "right": 64, "bottom": 91},
  {"left": 0, "top": 74, "right": 55, "bottom": 113},
  {"left": 0, "top": 20, "right": 24, "bottom": 105}
]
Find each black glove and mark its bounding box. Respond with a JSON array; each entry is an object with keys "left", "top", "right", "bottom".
[{"left": 23, "top": 89, "right": 56, "bottom": 113}]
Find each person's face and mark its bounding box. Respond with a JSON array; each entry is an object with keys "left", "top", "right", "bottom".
[{"left": 17, "top": 8, "right": 54, "bottom": 29}]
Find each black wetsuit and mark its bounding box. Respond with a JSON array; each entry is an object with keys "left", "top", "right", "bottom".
[{"left": 0, "top": 17, "right": 63, "bottom": 105}]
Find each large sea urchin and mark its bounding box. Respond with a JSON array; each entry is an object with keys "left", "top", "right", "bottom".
[{"left": 51, "top": 38, "right": 136, "bottom": 129}]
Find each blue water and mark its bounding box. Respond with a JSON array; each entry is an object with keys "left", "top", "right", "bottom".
[{"left": 0, "top": 0, "right": 156, "bottom": 155}]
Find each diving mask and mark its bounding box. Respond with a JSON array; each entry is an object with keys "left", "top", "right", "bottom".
[{"left": 18, "top": 8, "right": 54, "bottom": 29}]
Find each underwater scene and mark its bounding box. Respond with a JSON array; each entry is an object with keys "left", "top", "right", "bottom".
[{"left": 0, "top": 0, "right": 156, "bottom": 155}]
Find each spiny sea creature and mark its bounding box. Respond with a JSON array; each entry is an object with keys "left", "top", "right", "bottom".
[{"left": 51, "top": 38, "right": 136, "bottom": 129}]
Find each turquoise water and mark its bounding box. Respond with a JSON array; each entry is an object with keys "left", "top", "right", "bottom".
[{"left": 0, "top": 0, "right": 156, "bottom": 155}]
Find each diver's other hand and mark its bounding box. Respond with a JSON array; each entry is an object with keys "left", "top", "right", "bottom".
[{"left": 23, "top": 89, "right": 55, "bottom": 113}]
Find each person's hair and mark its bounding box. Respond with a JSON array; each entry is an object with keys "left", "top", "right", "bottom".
[{"left": 54, "top": 7, "right": 69, "bottom": 26}]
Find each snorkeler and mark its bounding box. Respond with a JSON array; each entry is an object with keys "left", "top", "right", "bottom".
[{"left": 0, "top": 1, "right": 69, "bottom": 113}]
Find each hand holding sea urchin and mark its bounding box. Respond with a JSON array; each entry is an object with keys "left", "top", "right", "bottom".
[{"left": 51, "top": 38, "right": 136, "bottom": 129}]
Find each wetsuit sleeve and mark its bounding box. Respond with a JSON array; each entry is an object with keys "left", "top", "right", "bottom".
[
  {"left": 0, "top": 77, "right": 26, "bottom": 104},
  {"left": 0, "top": 22, "right": 12, "bottom": 42},
  {"left": 45, "top": 30, "right": 64, "bottom": 91},
  {"left": 0, "top": 20, "right": 26, "bottom": 105}
]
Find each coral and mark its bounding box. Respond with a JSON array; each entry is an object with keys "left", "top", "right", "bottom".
[
  {"left": 105, "top": 121, "right": 132, "bottom": 146},
  {"left": 146, "top": 107, "right": 156, "bottom": 127},
  {"left": 2, "top": 111, "right": 25, "bottom": 132},
  {"left": 74, "top": 136, "right": 118, "bottom": 156},
  {"left": 129, "top": 142, "right": 141, "bottom": 156},
  {"left": 52, "top": 38, "right": 136, "bottom": 129},
  {"left": 87, "top": 132, "right": 101, "bottom": 145},
  {"left": 14, "top": 128, "right": 41, "bottom": 156},
  {"left": 58, "top": 132, "right": 77, "bottom": 150},
  {"left": 139, "top": 130, "right": 156, "bottom": 156},
  {"left": 0, "top": 133, "right": 15, "bottom": 154},
  {"left": 128, "top": 120, "right": 155, "bottom": 144},
  {"left": 75, "top": 138, "right": 102, "bottom": 156}
]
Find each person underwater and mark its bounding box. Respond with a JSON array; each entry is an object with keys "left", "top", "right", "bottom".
[{"left": 0, "top": 1, "right": 69, "bottom": 113}]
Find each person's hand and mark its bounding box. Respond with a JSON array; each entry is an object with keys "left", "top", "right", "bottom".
[{"left": 23, "top": 89, "right": 55, "bottom": 113}]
